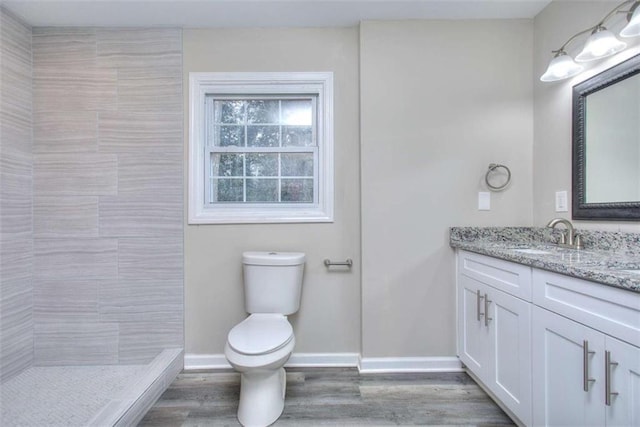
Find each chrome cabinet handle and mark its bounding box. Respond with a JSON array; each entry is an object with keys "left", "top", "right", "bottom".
[
  {"left": 484, "top": 293, "right": 492, "bottom": 327},
  {"left": 605, "top": 350, "right": 619, "bottom": 406},
  {"left": 583, "top": 340, "right": 596, "bottom": 391},
  {"left": 476, "top": 290, "right": 485, "bottom": 321}
]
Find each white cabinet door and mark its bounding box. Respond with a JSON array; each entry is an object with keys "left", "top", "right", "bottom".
[
  {"left": 458, "top": 275, "right": 490, "bottom": 379},
  {"left": 488, "top": 286, "right": 532, "bottom": 426},
  {"left": 605, "top": 337, "right": 640, "bottom": 427},
  {"left": 532, "top": 306, "right": 605, "bottom": 427},
  {"left": 458, "top": 272, "right": 532, "bottom": 425}
]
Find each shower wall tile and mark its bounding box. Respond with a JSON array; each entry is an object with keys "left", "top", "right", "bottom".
[
  {"left": 34, "top": 322, "right": 119, "bottom": 366},
  {"left": 117, "top": 66, "right": 182, "bottom": 111},
  {"left": 98, "top": 279, "right": 183, "bottom": 323},
  {"left": 1, "top": 94, "right": 31, "bottom": 142},
  {"left": 32, "top": 27, "right": 96, "bottom": 67},
  {"left": 1, "top": 10, "right": 31, "bottom": 70},
  {"left": 98, "top": 112, "right": 183, "bottom": 154},
  {"left": 30, "top": 25, "right": 184, "bottom": 366},
  {"left": 96, "top": 28, "right": 182, "bottom": 69},
  {"left": 0, "top": 238, "right": 31, "bottom": 282},
  {"left": 34, "top": 111, "right": 98, "bottom": 153},
  {"left": 33, "top": 66, "right": 118, "bottom": 113},
  {"left": 32, "top": 28, "right": 116, "bottom": 113},
  {"left": 0, "top": 293, "right": 32, "bottom": 381},
  {"left": 34, "top": 280, "right": 100, "bottom": 323},
  {"left": 0, "top": 109, "right": 31, "bottom": 154},
  {"left": 34, "top": 153, "right": 117, "bottom": 196},
  {"left": 118, "top": 320, "right": 182, "bottom": 364},
  {"left": 34, "top": 238, "right": 118, "bottom": 281},
  {"left": 117, "top": 153, "right": 182, "bottom": 197},
  {"left": 1, "top": 239, "right": 34, "bottom": 380},
  {"left": 1, "top": 151, "right": 32, "bottom": 240},
  {"left": 99, "top": 196, "right": 182, "bottom": 237},
  {"left": 1, "top": 288, "right": 34, "bottom": 341},
  {"left": 1, "top": 14, "right": 32, "bottom": 120},
  {"left": 0, "top": 8, "right": 33, "bottom": 380},
  {"left": 0, "top": 191, "right": 32, "bottom": 239},
  {"left": 34, "top": 196, "right": 99, "bottom": 238},
  {"left": 118, "top": 237, "right": 183, "bottom": 281}
]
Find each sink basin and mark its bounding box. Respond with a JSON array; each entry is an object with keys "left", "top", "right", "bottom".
[{"left": 513, "top": 248, "right": 552, "bottom": 255}]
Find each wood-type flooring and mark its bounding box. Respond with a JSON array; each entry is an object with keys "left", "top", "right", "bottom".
[{"left": 139, "top": 368, "right": 515, "bottom": 426}]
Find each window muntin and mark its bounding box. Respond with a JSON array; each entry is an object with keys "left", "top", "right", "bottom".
[{"left": 205, "top": 96, "right": 317, "bottom": 205}]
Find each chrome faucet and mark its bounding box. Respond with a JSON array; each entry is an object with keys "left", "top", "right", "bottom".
[{"left": 546, "top": 218, "right": 583, "bottom": 250}]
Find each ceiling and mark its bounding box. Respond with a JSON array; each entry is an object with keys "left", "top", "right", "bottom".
[{"left": 3, "top": 0, "right": 551, "bottom": 28}]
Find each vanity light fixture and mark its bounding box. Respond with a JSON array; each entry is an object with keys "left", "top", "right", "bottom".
[{"left": 541, "top": 0, "right": 640, "bottom": 82}]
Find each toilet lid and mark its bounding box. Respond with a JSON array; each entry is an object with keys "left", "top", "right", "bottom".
[{"left": 228, "top": 314, "right": 293, "bottom": 355}]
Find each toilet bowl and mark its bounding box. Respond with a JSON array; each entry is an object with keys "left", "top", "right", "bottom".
[
  {"left": 225, "top": 314, "right": 295, "bottom": 427},
  {"left": 225, "top": 252, "right": 305, "bottom": 427}
]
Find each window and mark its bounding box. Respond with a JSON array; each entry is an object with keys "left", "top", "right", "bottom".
[{"left": 189, "top": 72, "right": 334, "bottom": 224}]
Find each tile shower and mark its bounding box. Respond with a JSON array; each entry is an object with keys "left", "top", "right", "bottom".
[{"left": 1, "top": 8, "right": 184, "bottom": 425}]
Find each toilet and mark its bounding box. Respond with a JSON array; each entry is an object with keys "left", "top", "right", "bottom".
[{"left": 224, "top": 251, "right": 305, "bottom": 427}]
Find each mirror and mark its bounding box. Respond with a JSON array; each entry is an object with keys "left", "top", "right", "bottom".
[{"left": 572, "top": 53, "right": 640, "bottom": 220}]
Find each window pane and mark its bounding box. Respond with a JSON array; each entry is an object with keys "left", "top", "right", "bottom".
[
  {"left": 282, "top": 126, "right": 313, "bottom": 147},
  {"left": 247, "top": 100, "right": 279, "bottom": 124},
  {"left": 246, "top": 179, "right": 278, "bottom": 202},
  {"left": 211, "top": 153, "right": 243, "bottom": 177},
  {"left": 281, "top": 153, "right": 313, "bottom": 177},
  {"left": 246, "top": 153, "right": 278, "bottom": 176},
  {"left": 213, "top": 178, "right": 243, "bottom": 202},
  {"left": 214, "top": 100, "right": 244, "bottom": 124},
  {"left": 282, "top": 99, "right": 312, "bottom": 125},
  {"left": 281, "top": 179, "right": 313, "bottom": 202},
  {"left": 213, "top": 125, "right": 245, "bottom": 147},
  {"left": 247, "top": 125, "right": 280, "bottom": 147}
]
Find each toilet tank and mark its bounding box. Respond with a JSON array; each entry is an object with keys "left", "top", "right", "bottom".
[{"left": 242, "top": 252, "right": 305, "bottom": 315}]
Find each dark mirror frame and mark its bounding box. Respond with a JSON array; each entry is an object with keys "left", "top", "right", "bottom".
[{"left": 572, "top": 53, "right": 640, "bottom": 221}]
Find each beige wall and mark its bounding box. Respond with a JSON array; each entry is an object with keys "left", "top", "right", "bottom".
[
  {"left": 533, "top": 1, "right": 640, "bottom": 232},
  {"left": 183, "top": 28, "right": 361, "bottom": 355},
  {"left": 186, "top": 5, "right": 640, "bottom": 360},
  {"left": 360, "top": 20, "right": 534, "bottom": 357}
]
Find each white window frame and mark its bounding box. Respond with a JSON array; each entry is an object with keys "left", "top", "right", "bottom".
[{"left": 189, "top": 72, "right": 334, "bottom": 224}]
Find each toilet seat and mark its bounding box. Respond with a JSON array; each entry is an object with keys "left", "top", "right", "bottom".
[{"left": 228, "top": 314, "right": 293, "bottom": 356}]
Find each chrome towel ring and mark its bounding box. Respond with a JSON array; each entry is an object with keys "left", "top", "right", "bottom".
[{"left": 485, "top": 163, "right": 511, "bottom": 191}]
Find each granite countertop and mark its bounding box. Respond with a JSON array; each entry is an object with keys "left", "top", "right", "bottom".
[{"left": 450, "top": 227, "right": 640, "bottom": 293}]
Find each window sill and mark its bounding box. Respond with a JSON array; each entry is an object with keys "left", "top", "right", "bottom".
[{"left": 188, "top": 207, "right": 334, "bottom": 224}]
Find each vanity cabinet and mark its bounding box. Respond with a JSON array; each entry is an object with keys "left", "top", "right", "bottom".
[
  {"left": 457, "top": 251, "right": 533, "bottom": 426},
  {"left": 532, "top": 270, "right": 640, "bottom": 427},
  {"left": 456, "top": 250, "right": 640, "bottom": 427}
]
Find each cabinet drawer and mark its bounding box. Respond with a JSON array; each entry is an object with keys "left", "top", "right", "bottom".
[
  {"left": 533, "top": 269, "right": 640, "bottom": 347},
  {"left": 458, "top": 250, "right": 532, "bottom": 301}
]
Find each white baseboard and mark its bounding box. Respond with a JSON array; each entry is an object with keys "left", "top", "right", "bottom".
[
  {"left": 185, "top": 353, "right": 462, "bottom": 373},
  {"left": 358, "top": 356, "right": 463, "bottom": 373},
  {"left": 286, "top": 353, "right": 360, "bottom": 367},
  {"left": 184, "top": 353, "right": 231, "bottom": 370},
  {"left": 184, "top": 352, "right": 360, "bottom": 371}
]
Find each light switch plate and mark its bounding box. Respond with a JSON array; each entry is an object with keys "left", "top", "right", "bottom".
[
  {"left": 555, "top": 191, "right": 568, "bottom": 212},
  {"left": 478, "top": 192, "right": 491, "bottom": 211}
]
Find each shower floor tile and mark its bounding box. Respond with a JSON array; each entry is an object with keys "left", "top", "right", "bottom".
[{"left": 0, "top": 365, "right": 146, "bottom": 426}]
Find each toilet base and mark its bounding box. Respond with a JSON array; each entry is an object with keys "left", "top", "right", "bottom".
[{"left": 237, "top": 367, "right": 286, "bottom": 427}]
